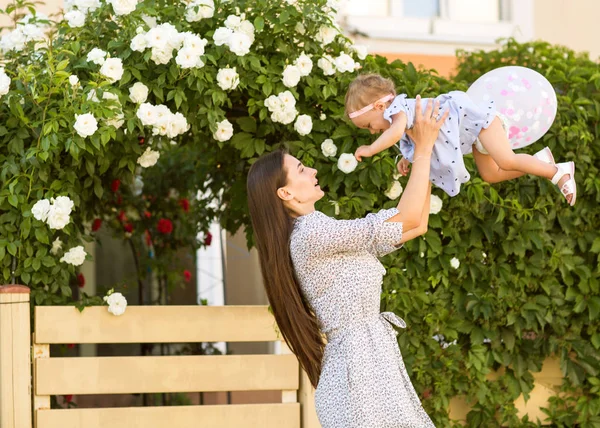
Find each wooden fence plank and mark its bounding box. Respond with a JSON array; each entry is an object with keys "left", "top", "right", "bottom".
[
  {"left": 37, "top": 403, "right": 300, "bottom": 428},
  {"left": 36, "top": 355, "right": 299, "bottom": 395}
]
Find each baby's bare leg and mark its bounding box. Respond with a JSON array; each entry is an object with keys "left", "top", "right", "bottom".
[{"left": 473, "top": 148, "right": 525, "bottom": 183}]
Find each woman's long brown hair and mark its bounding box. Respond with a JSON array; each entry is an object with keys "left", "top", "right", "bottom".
[{"left": 247, "top": 149, "right": 325, "bottom": 388}]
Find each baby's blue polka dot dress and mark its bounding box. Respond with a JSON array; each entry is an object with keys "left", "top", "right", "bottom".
[{"left": 384, "top": 91, "right": 496, "bottom": 197}]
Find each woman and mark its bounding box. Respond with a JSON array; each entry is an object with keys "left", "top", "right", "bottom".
[{"left": 247, "top": 97, "right": 447, "bottom": 427}]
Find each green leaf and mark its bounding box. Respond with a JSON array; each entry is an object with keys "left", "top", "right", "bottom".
[
  {"left": 237, "top": 117, "right": 257, "bottom": 133},
  {"left": 8, "top": 194, "right": 18, "bottom": 207},
  {"left": 35, "top": 228, "right": 49, "bottom": 245},
  {"left": 254, "top": 16, "right": 264, "bottom": 32},
  {"left": 7, "top": 242, "right": 17, "bottom": 256}
]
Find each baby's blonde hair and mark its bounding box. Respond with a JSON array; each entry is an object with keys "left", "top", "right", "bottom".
[{"left": 344, "top": 74, "right": 396, "bottom": 118}]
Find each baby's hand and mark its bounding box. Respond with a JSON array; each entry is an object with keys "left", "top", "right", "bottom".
[
  {"left": 396, "top": 157, "right": 410, "bottom": 176},
  {"left": 354, "top": 145, "right": 373, "bottom": 162}
]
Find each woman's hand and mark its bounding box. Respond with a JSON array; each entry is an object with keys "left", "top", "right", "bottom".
[
  {"left": 396, "top": 157, "right": 410, "bottom": 176},
  {"left": 406, "top": 95, "right": 448, "bottom": 152}
]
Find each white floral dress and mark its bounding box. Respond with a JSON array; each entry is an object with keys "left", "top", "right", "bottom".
[{"left": 290, "top": 208, "right": 435, "bottom": 428}]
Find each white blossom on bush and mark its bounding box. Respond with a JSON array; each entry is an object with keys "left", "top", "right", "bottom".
[
  {"left": 213, "top": 119, "right": 234, "bottom": 142},
  {"left": 429, "top": 194, "right": 443, "bottom": 214},
  {"left": 185, "top": 0, "right": 215, "bottom": 22},
  {"left": 182, "top": 32, "right": 208, "bottom": 54},
  {"left": 334, "top": 53, "right": 357, "bottom": 73},
  {"left": 316, "top": 25, "right": 337, "bottom": 45},
  {"left": 176, "top": 47, "right": 205, "bottom": 68},
  {"left": 0, "top": 18, "right": 47, "bottom": 53},
  {"left": 50, "top": 237, "right": 63, "bottom": 255},
  {"left": 384, "top": 181, "right": 403, "bottom": 200},
  {"left": 294, "top": 114, "right": 312, "bottom": 135},
  {"left": 60, "top": 245, "right": 87, "bottom": 266},
  {"left": 104, "top": 290, "right": 127, "bottom": 316},
  {"left": 228, "top": 32, "right": 252, "bottom": 56},
  {"left": 32, "top": 199, "right": 51, "bottom": 222},
  {"left": 130, "top": 34, "right": 147, "bottom": 51},
  {"left": 282, "top": 65, "right": 301, "bottom": 88},
  {"left": 0, "top": 69, "right": 11, "bottom": 96},
  {"left": 108, "top": 0, "right": 138, "bottom": 16},
  {"left": 351, "top": 44, "right": 368, "bottom": 60},
  {"left": 338, "top": 153, "right": 358, "bottom": 174},
  {"left": 65, "top": 0, "right": 101, "bottom": 14},
  {"left": 137, "top": 147, "right": 160, "bottom": 167},
  {"left": 321, "top": 139, "right": 337, "bottom": 157},
  {"left": 216, "top": 67, "right": 239, "bottom": 91},
  {"left": 317, "top": 55, "right": 336, "bottom": 76},
  {"left": 212, "top": 15, "right": 254, "bottom": 56},
  {"left": 294, "top": 52, "right": 313, "bottom": 76},
  {"left": 74, "top": 113, "right": 98, "bottom": 138},
  {"left": 265, "top": 91, "right": 298, "bottom": 125},
  {"left": 99, "top": 57, "right": 124, "bottom": 82},
  {"left": 450, "top": 257, "right": 460, "bottom": 269},
  {"left": 136, "top": 103, "right": 189, "bottom": 137},
  {"left": 213, "top": 27, "right": 233, "bottom": 46},
  {"left": 86, "top": 47, "right": 107, "bottom": 65},
  {"left": 65, "top": 10, "right": 86, "bottom": 28},
  {"left": 129, "top": 82, "right": 149, "bottom": 104},
  {"left": 320, "top": 113, "right": 327, "bottom": 120},
  {"left": 68, "top": 75, "right": 79, "bottom": 87}
]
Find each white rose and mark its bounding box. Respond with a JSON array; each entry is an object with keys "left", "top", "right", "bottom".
[
  {"left": 108, "top": 0, "right": 137, "bottom": 15},
  {"left": 280, "top": 108, "right": 298, "bottom": 125},
  {"left": 145, "top": 26, "right": 171, "bottom": 50},
  {"left": 224, "top": 15, "right": 242, "bottom": 30},
  {"left": 282, "top": 65, "right": 301, "bottom": 88},
  {"left": 264, "top": 94, "right": 282, "bottom": 112},
  {"left": 70, "top": 0, "right": 101, "bottom": 13},
  {"left": 0, "top": 69, "right": 10, "bottom": 96},
  {"left": 129, "top": 82, "right": 149, "bottom": 104},
  {"left": 228, "top": 32, "right": 252, "bottom": 56},
  {"left": 99, "top": 57, "right": 124, "bottom": 82},
  {"left": 86, "top": 47, "right": 107, "bottom": 65},
  {"left": 60, "top": 245, "right": 87, "bottom": 266},
  {"left": 31, "top": 199, "right": 51, "bottom": 222},
  {"left": 321, "top": 139, "right": 337, "bottom": 157},
  {"left": 294, "top": 52, "right": 313, "bottom": 77},
  {"left": 429, "top": 194, "right": 443, "bottom": 214},
  {"left": 68, "top": 74, "right": 79, "bottom": 87},
  {"left": 316, "top": 25, "right": 337, "bottom": 45},
  {"left": 185, "top": 0, "right": 215, "bottom": 22},
  {"left": 130, "top": 33, "right": 147, "bottom": 52},
  {"left": 317, "top": 55, "right": 336, "bottom": 76},
  {"left": 294, "top": 114, "right": 312, "bottom": 136},
  {"left": 335, "top": 53, "right": 356, "bottom": 73},
  {"left": 351, "top": 44, "right": 368, "bottom": 60},
  {"left": 238, "top": 21, "right": 255, "bottom": 42},
  {"left": 137, "top": 147, "right": 160, "bottom": 167},
  {"left": 150, "top": 47, "right": 173, "bottom": 65},
  {"left": 384, "top": 181, "right": 403, "bottom": 200},
  {"left": 53, "top": 196, "right": 74, "bottom": 215},
  {"left": 450, "top": 257, "right": 460, "bottom": 269},
  {"left": 338, "top": 153, "right": 358, "bottom": 174},
  {"left": 65, "top": 10, "right": 85, "bottom": 28},
  {"left": 141, "top": 14, "right": 157, "bottom": 28},
  {"left": 136, "top": 103, "right": 157, "bottom": 126},
  {"left": 182, "top": 33, "right": 207, "bottom": 55},
  {"left": 73, "top": 113, "right": 98, "bottom": 138},
  {"left": 213, "top": 119, "right": 233, "bottom": 142},
  {"left": 46, "top": 199, "right": 72, "bottom": 230},
  {"left": 213, "top": 27, "right": 233, "bottom": 46},
  {"left": 105, "top": 292, "right": 127, "bottom": 316},
  {"left": 216, "top": 67, "right": 239, "bottom": 91},
  {"left": 175, "top": 48, "right": 204, "bottom": 69},
  {"left": 50, "top": 237, "right": 62, "bottom": 255},
  {"left": 278, "top": 91, "right": 296, "bottom": 109}
]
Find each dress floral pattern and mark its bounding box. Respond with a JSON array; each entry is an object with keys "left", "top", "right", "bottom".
[{"left": 290, "top": 208, "right": 435, "bottom": 428}]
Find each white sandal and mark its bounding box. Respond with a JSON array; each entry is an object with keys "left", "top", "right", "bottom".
[
  {"left": 551, "top": 161, "right": 577, "bottom": 206},
  {"left": 533, "top": 147, "right": 555, "bottom": 164}
]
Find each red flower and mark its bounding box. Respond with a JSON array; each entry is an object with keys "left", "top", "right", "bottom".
[
  {"left": 124, "top": 223, "right": 134, "bottom": 233},
  {"left": 183, "top": 270, "right": 192, "bottom": 283},
  {"left": 116, "top": 194, "right": 122, "bottom": 205},
  {"left": 138, "top": 136, "right": 145, "bottom": 145},
  {"left": 179, "top": 198, "right": 190, "bottom": 212},
  {"left": 92, "top": 218, "right": 102, "bottom": 232},
  {"left": 144, "top": 211, "right": 152, "bottom": 219},
  {"left": 67, "top": 344, "right": 75, "bottom": 349},
  {"left": 144, "top": 230, "right": 153, "bottom": 247},
  {"left": 64, "top": 394, "right": 73, "bottom": 403},
  {"left": 77, "top": 273, "right": 85, "bottom": 288},
  {"left": 204, "top": 231, "right": 213, "bottom": 246},
  {"left": 118, "top": 211, "right": 127, "bottom": 223},
  {"left": 157, "top": 218, "right": 173, "bottom": 234},
  {"left": 111, "top": 179, "right": 121, "bottom": 193}
]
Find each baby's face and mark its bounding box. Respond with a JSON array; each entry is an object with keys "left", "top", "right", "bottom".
[{"left": 351, "top": 105, "right": 391, "bottom": 135}]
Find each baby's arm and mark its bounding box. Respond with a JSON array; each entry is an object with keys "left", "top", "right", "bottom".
[{"left": 354, "top": 112, "right": 408, "bottom": 161}]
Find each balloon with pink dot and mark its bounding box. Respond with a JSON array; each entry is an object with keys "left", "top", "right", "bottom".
[{"left": 467, "top": 66, "right": 557, "bottom": 149}]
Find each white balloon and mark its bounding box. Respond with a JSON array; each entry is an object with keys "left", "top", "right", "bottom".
[{"left": 467, "top": 66, "right": 557, "bottom": 149}]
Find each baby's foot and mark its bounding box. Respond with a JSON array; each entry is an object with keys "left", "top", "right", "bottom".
[{"left": 551, "top": 162, "right": 577, "bottom": 206}]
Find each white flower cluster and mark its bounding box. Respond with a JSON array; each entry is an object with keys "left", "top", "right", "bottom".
[
  {"left": 63, "top": 0, "right": 101, "bottom": 28},
  {"left": 317, "top": 52, "right": 359, "bottom": 76},
  {"left": 137, "top": 147, "right": 160, "bottom": 168},
  {"left": 185, "top": 0, "right": 214, "bottom": 22},
  {"left": 136, "top": 102, "right": 190, "bottom": 138},
  {"left": 103, "top": 289, "right": 127, "bottom": 316},
  {"left": 282, "top": 52, "right": 313, "bottom": 88},
  {"left": 31, "top": 196, "right": 74, "bottom": 230},
  {"left": 216, "top": 67, "right": 239, "bottom": 91},
  {"left": 432, "top": 334, "right": 457, "bottom": 349},
  {"left": 213, "top": 14, "right": 255, "bottom": 56},
  {"left": 264, "top": 91, "right": 298, "bottom": 125},
  {"left": 107, "top": 0, "right": 138, "bottom": 16},
  {"left": 0, "top": 69, "right": 11, "bottom": 97},
  {"left": 131, "top": 23, "right": 208, "bottom": 68},
  {"left": 0, "top": 14, "right": 47, "bottom": 52},
  {"left": 384, "top": 181, "right": 403, "bottom": 200},
  {"left": 84, "top": 48, "right": 125, "bottom": 83}
]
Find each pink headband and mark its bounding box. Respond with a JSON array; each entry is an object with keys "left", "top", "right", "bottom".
[{"left": 348, "top": 94, "right": 395, "bottom": 119}]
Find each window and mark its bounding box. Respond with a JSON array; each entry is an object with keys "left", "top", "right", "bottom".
[{"left": 340, "top": 0, "right": 533, "bottom": 45}]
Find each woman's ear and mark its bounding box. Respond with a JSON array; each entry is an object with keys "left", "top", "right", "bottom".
[{"left": 276, "top": 186, "right": 293, "bottom": 201}]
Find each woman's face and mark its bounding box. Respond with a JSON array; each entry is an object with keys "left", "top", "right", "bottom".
[{"left": 278, "top": 154, "right": 324, "bottom": 208}]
